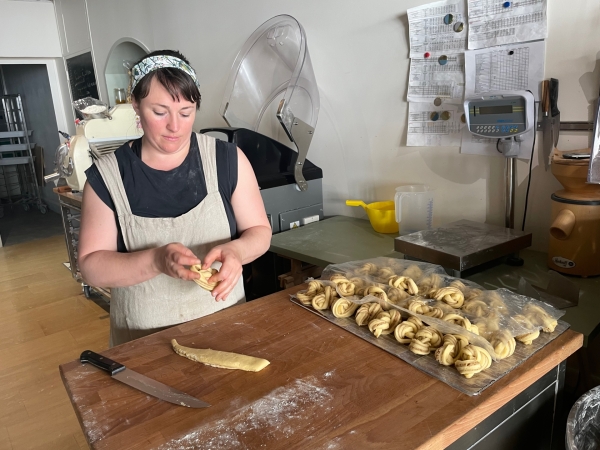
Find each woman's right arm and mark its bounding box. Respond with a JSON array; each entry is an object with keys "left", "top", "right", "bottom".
[{"left": 78, "top": 182, "right": 201, "bottom": 288}]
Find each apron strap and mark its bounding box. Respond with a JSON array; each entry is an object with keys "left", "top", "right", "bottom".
[
  {"left": 94, "top": 152, "right": 133, "bottom": 216},
  {"left": 196, "top": 133, "right": 219, "bottom": 195}
]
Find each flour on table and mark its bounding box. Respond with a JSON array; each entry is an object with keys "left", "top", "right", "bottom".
[{"left": 158, "top": 376, "right": 334, "bottom": 450}]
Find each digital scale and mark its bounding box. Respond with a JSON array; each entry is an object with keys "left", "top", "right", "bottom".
[{"left": 395, "top": 91, "right": 535, "bottom": 276}]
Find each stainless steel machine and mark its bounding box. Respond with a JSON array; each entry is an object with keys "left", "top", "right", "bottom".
[{"left": 201, "top": 15, "right": 324, "bottom": 297}]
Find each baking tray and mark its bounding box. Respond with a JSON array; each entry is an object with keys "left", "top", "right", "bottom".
[{"left": 290, "top": 297, "right": 569, "bottom": 396}]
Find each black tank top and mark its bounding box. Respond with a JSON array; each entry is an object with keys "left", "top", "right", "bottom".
[{"left": 85, "top": 133, "right": 238, "bottom": 252}]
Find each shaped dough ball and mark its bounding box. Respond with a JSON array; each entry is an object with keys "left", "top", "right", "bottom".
[
  {"left": 355, "top": 302, "right": 383, "bottom": 326},
  {"left": 363, "top": 286, "right": 388, "bottom": 302},
  {"left": 190, "top": 265, "right": 219, "bottom": 291},
  {"left": 455, "top": 345, "right": 491, "bottom": 378},
  {"left": 523, "top": 304, "right": 558, "bottom": 333},
  {"left": 394, "top": 316, "right": 423, "bottom": 344},
  {"left": 402, "top": 265, "right": 423, "bottom": 281},
  {"left": 388, "top": 276, "right": 419, "bottom": 295},
  {"left": 435, "top": 334, "right": 469, "bottom": 366},
  {"left": 432, "top": 287, "right": 465, "bottom": 308},
  {"left": 489, "top": 330, "right": 516, "bottom": 359},
  {"left": 368, "top": 312, "right": 391, "bottom": 338},
  {"left": 332, "top": 298, "right": 359, "bottom": 318},
  {"left": 312, "top": 285, "right": 337, "bottom": 310},
  {"left": 409, "top": 326, "right": 444, "bottom": 355}
]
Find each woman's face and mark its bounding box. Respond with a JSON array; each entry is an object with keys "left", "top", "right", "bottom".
[{"left": 133, "top": 76, "right": 196, "bottom": 155}]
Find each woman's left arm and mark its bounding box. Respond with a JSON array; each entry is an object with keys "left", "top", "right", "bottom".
[{"left": 203, "top": 148, "right": 272, "bottom": 301}]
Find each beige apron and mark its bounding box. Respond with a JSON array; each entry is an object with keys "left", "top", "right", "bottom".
[{"left": 94, "top": 133, "right": 245, "bottom": 347}]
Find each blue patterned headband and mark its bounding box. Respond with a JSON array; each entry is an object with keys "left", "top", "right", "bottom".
[{"left": 131, "top": 55, "right": 201, "bottom": 92}]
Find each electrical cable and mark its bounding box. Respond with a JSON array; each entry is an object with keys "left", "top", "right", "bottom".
[{"left": 521, "top": 100, "right": 539, "bottom": 231}]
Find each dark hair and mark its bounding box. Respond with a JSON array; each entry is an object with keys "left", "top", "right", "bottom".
[{"left": 131, "top": 50, "right": 201, "bottom": 109}]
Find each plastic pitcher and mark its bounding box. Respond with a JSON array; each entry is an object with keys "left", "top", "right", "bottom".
[{"left": 394, "top": 185, "right": 434, "bottom": 235}]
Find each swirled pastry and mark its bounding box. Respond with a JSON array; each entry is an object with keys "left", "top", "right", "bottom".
[
  {"left": 409, "top": 326, "right": 444, "bottom": 355},
  {"left": 486, "top": 291, "right": 507, "bottom": 310},
  {"left": 355, "top": 302, "right": 383, "bottom": 326},
  {"left": 336, "top": 280, "right": 356, "bottom": 297},
  {"left": 357, "top": 262, "right": 378, "bottom": 276},
  {"left": 417, "top": 273, "right": 443, "bottom": 297},
  {"left": 449, "top": 280, "right": 468, "bottom": 293},
  {"left": 432, "top": 287, "right": 464, "bottom": 308},
  {"left": 455, "top": 345, "right": 492, "bottom": 378},
  {"left": 385, "top": 309, "right": 402, "bottom": 334},
  {"left": 295, "top": 280, "right": 325, "bottom": 305},
  {"left": 388, "top": 276, "right": 419, "bottom": 295},
  {"left": 190, "top": 265, "right": 219, "bottom": 291},
  {"left": 473, "top": 317, "right": 500, "bottom": 340},
  {"left": 394, "top": 316, "right": 424, "bottom": 344},
  {"left": 377, "top": 266, "right": 396, "bottom": 280},
  {"left": 312, "top": 285, "right": 337, "bottom": 310},
  {"left": 386, "top": 287, "right": 410, "bottom": 306},
  {"left": 363, "top": 286, "right": 388, "bottom": 302},
  {"left": 513, "top": 314, "right": 540, "bottom": 345},
  {"left": 462, "top": 298, "right": 489, "bottom": 317},
  {"left": 489, "top": 329, "right": 516, "bottom": 359},
  {"left": 435, "top": 334, "right": 469, "bottom": 366},
  {"left": 402, "top": 265, "right": 423, "bottom": 281},
  {"left": 523, "top": 304, "right": 558, "bottom": 333},
  {"left": 465, "top": 288, "right": 484, "bottom": 302},
  {"left": 349, "top": 277, "right": 366, "bottom": 289},
  {"left": 368, "top": 312, "right": 391, "bottom": 338},
  {"left": 329, "top": 274, "right": 349, "bottom": 284},
  {"left": 443, "top": 313, "right": 479, "bottom": 334},
  {"left": 331, "top": 298, "right": 359, "bottom": 318}
]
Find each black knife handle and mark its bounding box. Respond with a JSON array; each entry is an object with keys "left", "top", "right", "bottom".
[
  {"left": 550, "top": 78, "right": 560, "bottom": 117},
  {"left": 80, "top": 350, "right": 126, "bottom": 376}
]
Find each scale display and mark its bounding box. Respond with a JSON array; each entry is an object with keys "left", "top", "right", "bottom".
[{"left": 464, "top": 91, "right": 534, "bottom": 139}]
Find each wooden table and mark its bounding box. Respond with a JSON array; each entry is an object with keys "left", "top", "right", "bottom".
[{"left": 60, "top": 286, "right": 582, "bottom": 449}]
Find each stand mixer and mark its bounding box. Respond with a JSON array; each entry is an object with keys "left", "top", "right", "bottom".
[{"left": 548, "top": 149, "right": 600, "bottom": 276}]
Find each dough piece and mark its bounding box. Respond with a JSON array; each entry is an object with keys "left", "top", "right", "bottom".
[
  {"left": 377, "top": 266, "right": 396, "bottom": 280},
  {"left": 435, "top": 334, "right": 469, "bottom": 366},
  {"left": 356, "top": 262, "right": 378, "bottom": 276},
  {"left": 417, "top": 274, "right": 443, "bottom": 297},
  {"left": 355, "top": 302, "right": 383, "bottom": 326},
  {"left": 394, "top": 316, "right": 424, "bottom": 344},
  {"left": 513, "top": 314, "right": 541, "bottom": 345},
  {"left": 409, "top": 326, "right": 444, "bottom": 355},
  {"left": 349, "top": 277, "right": 366, "bottom": 290},
  {"left": 312, "top": 285, "right": 337, "bottom": 310},
  {"left": 473, "top": 317, "right": 499, "bottom": 340},
  {"left": 443, "top": 313, "right": 479, "bottom": 334},
  {"left": 331, "top": 298, "right": 359, "bottom": 318},
  {"left": 388, "top": 276, "right": 419, "bottom": 295},
  {"left": 296, "top": 280, "right": 325, "bottom": 304},
  {"left": 465, "top": 288, "right": 484, "bottom": 302},
  {"left": 486, "top": 291, "right": 507, "bottom": 310},
  {"left": 363, "top": 286, "right": 388, "bottom": 302},
  {"left": 462, "top": 299, "right": 489, "bottom": 317},
  {"left": 329, "top": 274, "right": 349, "bottom": 284},
  {"left": 432, "top": 287, "right": 465, "bottom": 308},
  {"left": 455, "top": 345, "right": 492, "bottom": 378},
  {"left": 407, "top": 299, "right": 444, "bottom": 318},
  {"left": 523, "top": 304, "right": 558, "bottom": 333},
  {"left": 387, "top": 287, "right": 410, "bottom": 306},
  {"left": 401, "top": 265, "right": 423, "bottom": 282},
  {"left": 336, "top": 280, "right": 356, "bottom": 297},
  {"left": 489, "top": 330, "right": 516, "bottom": 359},
  {"left": 368, "top": 312, "right": 391, "bottom": 338},
  {"left": 190, "top": 265, "right": 219, "bottom": 291},
  {"left": 385, "top": 309, "right": 403, "bottom": 334},
  {"left": 171, "top": 339, "right": 270, "bottom": 372},
  {"left": 449, "top": 279, "right": 468, "bottom": 293}
]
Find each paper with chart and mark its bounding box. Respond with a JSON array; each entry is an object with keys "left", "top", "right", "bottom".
[
  {"left": 464, "top": 40, "right": 545, "bottom": 101},
  {"left": 467, "top": 0, "right": 547, "bottom": 49},
  {"left": 408, "top": 53, "right": 465, "bottom": 104},
  {"left": 407, "top": 0, "right": 468, "bottom": 58},
  {"left": 407, "top": 103, "right": 466, "bottom": 146}
]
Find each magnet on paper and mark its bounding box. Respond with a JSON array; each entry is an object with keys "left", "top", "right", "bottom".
[
  {"left": 424, "top": 52, "right": 431, "bottom": 58},
  {"left": 438, "top": 55, "right": 448, "bottom": 66},
  {"left": 441, "top": 111, "right": 451, "bottom": 121},
  {"left": 453, "top": 22, "right": 464, "bottom": 33},
  {"left": 443, "top": 14, "right": 453, "bottom": 25},
  {"left": 430, "top": 112, "right": 440, "bottom": 121},
  {"left": 434, "top": 97, "right": 442, "bottom": 106},
  {"left": 503, "top": 1, "right": 511, "bottom": 7}
]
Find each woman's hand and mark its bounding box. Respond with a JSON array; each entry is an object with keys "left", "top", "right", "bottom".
[
  {"left": 153, "top": 243, "right": 201, "bottom": 281},
  {"left": 202, "top": 243, "right": 244, "bottom": 301}
]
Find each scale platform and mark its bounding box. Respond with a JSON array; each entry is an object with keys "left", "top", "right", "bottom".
[{"left": 394, "top": 220, "right": 532, "bottom": 277}]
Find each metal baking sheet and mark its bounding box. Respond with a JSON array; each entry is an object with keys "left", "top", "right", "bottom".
[
  {"left": 394, "top": 220, "right": 532, "bottom": 271},
  {"left": 290, "top": 297, "right": 569, "bottom": 396}
]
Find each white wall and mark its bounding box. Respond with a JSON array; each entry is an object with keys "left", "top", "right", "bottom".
[
  {"left": 0, "top": 0, "right": 61, "bottom": 57},
  {"left": 83, "top": 0, "right": 600, "bottom": 252}
]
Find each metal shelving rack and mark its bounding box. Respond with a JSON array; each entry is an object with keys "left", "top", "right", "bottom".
[{"left": 0, "top": 94, "right": 47, "bottom": 217}]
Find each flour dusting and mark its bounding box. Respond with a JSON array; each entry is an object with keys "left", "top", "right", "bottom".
[{"left": 159, "top": 376, "right": 333, "bottom": 449}]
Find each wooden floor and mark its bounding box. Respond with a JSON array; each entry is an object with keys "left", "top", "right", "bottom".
[{"left": 0, "top": 235, "right": 109, "bottom": 449}]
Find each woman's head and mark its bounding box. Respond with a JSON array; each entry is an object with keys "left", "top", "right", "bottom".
[
  {"left": 131, "top": 50, "right": 201, "bottom": 156},
  {"left": 131, "top": 50, "right": 201, "bottom": 108}
]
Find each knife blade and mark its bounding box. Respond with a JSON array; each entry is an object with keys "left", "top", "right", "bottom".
[
  {"left": 80, "top": 350, "right": 210, "bottom": 408},
  {"left": 550, "top": 78, "right": 560, "bottom": 147},
  {"left": 541, "top": 80, "right": 552, "bottom": 171}
]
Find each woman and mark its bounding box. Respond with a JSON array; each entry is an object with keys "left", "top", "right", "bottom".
[{"left": 78, "top": 50, "right": 272, "bottom": 347}]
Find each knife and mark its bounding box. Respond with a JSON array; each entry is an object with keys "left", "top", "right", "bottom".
[
  {"left": 550, "top": 78, "right": 560, "bottom": 147},
  {"left": 80, "top": 350, "right": 210, "bottom": 408},
  {"left": 541, "top": 80, "right": 552, "bottom": 171}
]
